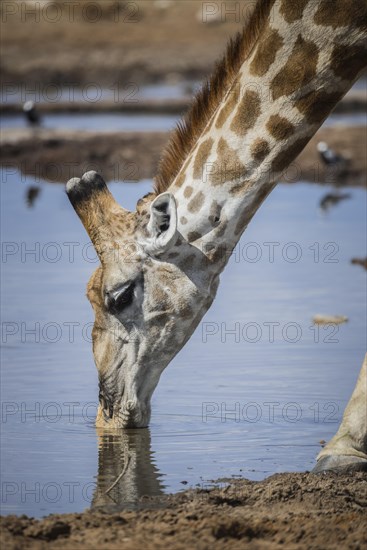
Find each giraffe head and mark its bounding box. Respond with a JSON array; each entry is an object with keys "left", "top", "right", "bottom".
[
  {"left": 66, "top": 0, "right": 367, "bottom": 429},
  {"left": 67, "top": 171, "right": 218, "bottom": 428}
]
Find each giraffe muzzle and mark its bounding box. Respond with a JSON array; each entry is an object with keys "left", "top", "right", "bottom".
[{"left": 97, "top": 397, "right": 151, "bottom": 429}]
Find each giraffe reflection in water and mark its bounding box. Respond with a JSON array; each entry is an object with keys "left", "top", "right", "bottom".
[{"left": 92, "top": 429, "right": 164, "bottom": 511}]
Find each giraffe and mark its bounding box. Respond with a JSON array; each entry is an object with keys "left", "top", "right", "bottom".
[{"left": 66, "top": 0, "right": 367, "bottom": 473}]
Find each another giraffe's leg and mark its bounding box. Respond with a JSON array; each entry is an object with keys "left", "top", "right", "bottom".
[{"left": 312, "top": 354, "right": 367, "bottom": 473}]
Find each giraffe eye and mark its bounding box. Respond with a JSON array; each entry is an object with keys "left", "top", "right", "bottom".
[{"left": 105, "top": 282, "right": 135, "bottom": 313}]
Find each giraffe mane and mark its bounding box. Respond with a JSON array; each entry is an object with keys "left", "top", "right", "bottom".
[{"left": 153, "top": 0, "right": 276, "bottom": 195}]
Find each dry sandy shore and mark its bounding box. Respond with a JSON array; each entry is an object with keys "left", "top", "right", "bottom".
[{"left": 1, "top": 472, "right": 366, "bottom": 549}]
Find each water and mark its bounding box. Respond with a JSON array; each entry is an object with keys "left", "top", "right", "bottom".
[
  {"left": 1, "top": 109, "right": 365, "bottom": 133},
  {"left": 0, "top": 112, "right": 178, "bottom": 132},
  {"left": 0, "top": 76, "right": 363, "bottom": 106},
  {"left": 0, "top": 82, "right": 197, "bottom": 105},
  {"left": 1, "top": 73, "right": 364, "bottom": 133},
  {"left": 323, "top": 112, "right": 367, "bottom": 127},
  {"left": 350, "top": 76, "right": 367, "bottom": 93},
  {"left": 0, "top": 80, "right": 191, "bottom": 132},
  {"left": 1, "top": 166, "right": 366, "bottom": 518}
]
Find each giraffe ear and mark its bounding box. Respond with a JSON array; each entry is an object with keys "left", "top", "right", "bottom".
[{"left": 144, "top": 193, "right": 178, "bottom": 255}]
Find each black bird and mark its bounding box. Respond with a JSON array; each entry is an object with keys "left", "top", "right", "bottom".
[
  {"left": 23, "top": 101, "right": 41, "bottom": 126},
  {"left": 319, "top": 192, "right": 351, "bottom": 212},
  {"left": 317, "top": 141, "right": 350, "bottom": 185},
  {"left": 317, "top": 141, "right": 346, "bottom": 167},
  {"left": 25, "top": 186, "right": 41, "bottom": 208}
]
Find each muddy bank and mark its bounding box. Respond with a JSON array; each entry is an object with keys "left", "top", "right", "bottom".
[
  {"left": 1, "top": 126, "right": 366, "bottom": 187},
  {"left": 0, "top": 129, "right": 167, "bottom": 183},
  {"left": 1, "top": 472, "right": 366, "bottom": 549},
  {"left": 1, "top": 91, "right": 366, "bottom": 114}
]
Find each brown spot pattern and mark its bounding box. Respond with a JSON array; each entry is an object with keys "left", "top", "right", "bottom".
[
  {"left": 271, "top": 35, "right": 319, "bottom": 100},
  {"left": 330, "top": 43, "right": 367, "bottom": 83},
  {"left": 215, "top": 86, "right": 238, "bottom": 129},
  {"left": 187, "top": 231, "right": 202, "bottom": 242},
  {"left": 214, "top": 219, "right": 228, "bottom": 238},
  {"left": 174, "top": 172, "right": 186, "bottom": 188},
  {"left": 280, "top": 0, "right": 310, "bottom": 23},
  {"left": 180, "top": 216, "right": 188, "bottom": 225},
  {"left": 183, "top": 186, "right": 193, "bottom": 199},
  {"left": 209, "top": 245, "right": 229, "bottom": 264},
  {"left": 295, "top": 90, "right": 344, "bottom": 124},
  {"left": 250, "top": 26, "right": 284, "bottom": 77},
  {"left": 211, "top": 138, "right": 246, "bottom": 186},
  {"left": 251, "top": 138, "right": 271, "bottom": 163},
  {"left": 193, "top": 138, "right": 214, "bottom": 180},
  {"left": 266, "top": 114, "right": 295, "bottom": 141},
  {"left": 229, "top": 181, "right": 252, "bottom": 196},
  {"left": 152, "top": 286, "right": 169, "bottom": 309},
  {"left": 314, "top": 0, "right": 367, "bottom": 30},
  {"left": 187, "top": 191, "right": 205, "bottom": 213},
  {"left": 234, "top": 183, "right": 274, "bottom": 236},
  {"left": 271, "top": 136, "right": 310, "bottom": 173},
  {"left": 230, "top": 90, "right": 262, "bottom": 136}
]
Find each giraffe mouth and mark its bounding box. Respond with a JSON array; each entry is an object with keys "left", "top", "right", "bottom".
[
  {"left": 97, "top": 392, "right": 150, "bottom": 429},
  {"left": 116, "top": 400, "right": 147, "bottom": 428},
  {"left": 97, "top": 358, "right": 155, "bottom": 428}
]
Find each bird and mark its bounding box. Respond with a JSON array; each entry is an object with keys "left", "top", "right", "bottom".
[
  {"left": 317, "top": 141, "right": 351, "bottom": 186},
  {"left": 319, "top": 192, "right": 351, "bottom": 212},
  {"left": 317, "top": 141, "right": 346, "bottom": 167},
  {"left": 23, "top": 101, "right": 41, "bottom": 126},
  {"left": 25, "top": 186, "right": 41, "bottom": 208}
]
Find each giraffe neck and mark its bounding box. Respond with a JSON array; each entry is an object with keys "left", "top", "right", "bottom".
[{"left": 168, "top": 0, "right": 366, "bottom": 267}]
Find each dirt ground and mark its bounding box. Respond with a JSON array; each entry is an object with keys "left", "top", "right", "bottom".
[
  {"left": 1, "top": 472, "right": 366, "bottom": 549},
  {"left": 1, "top": 1, "right": 366, "bottom": 93},
  {"left": 1, "top": 0, "right": 249, "bottom": 89}
]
